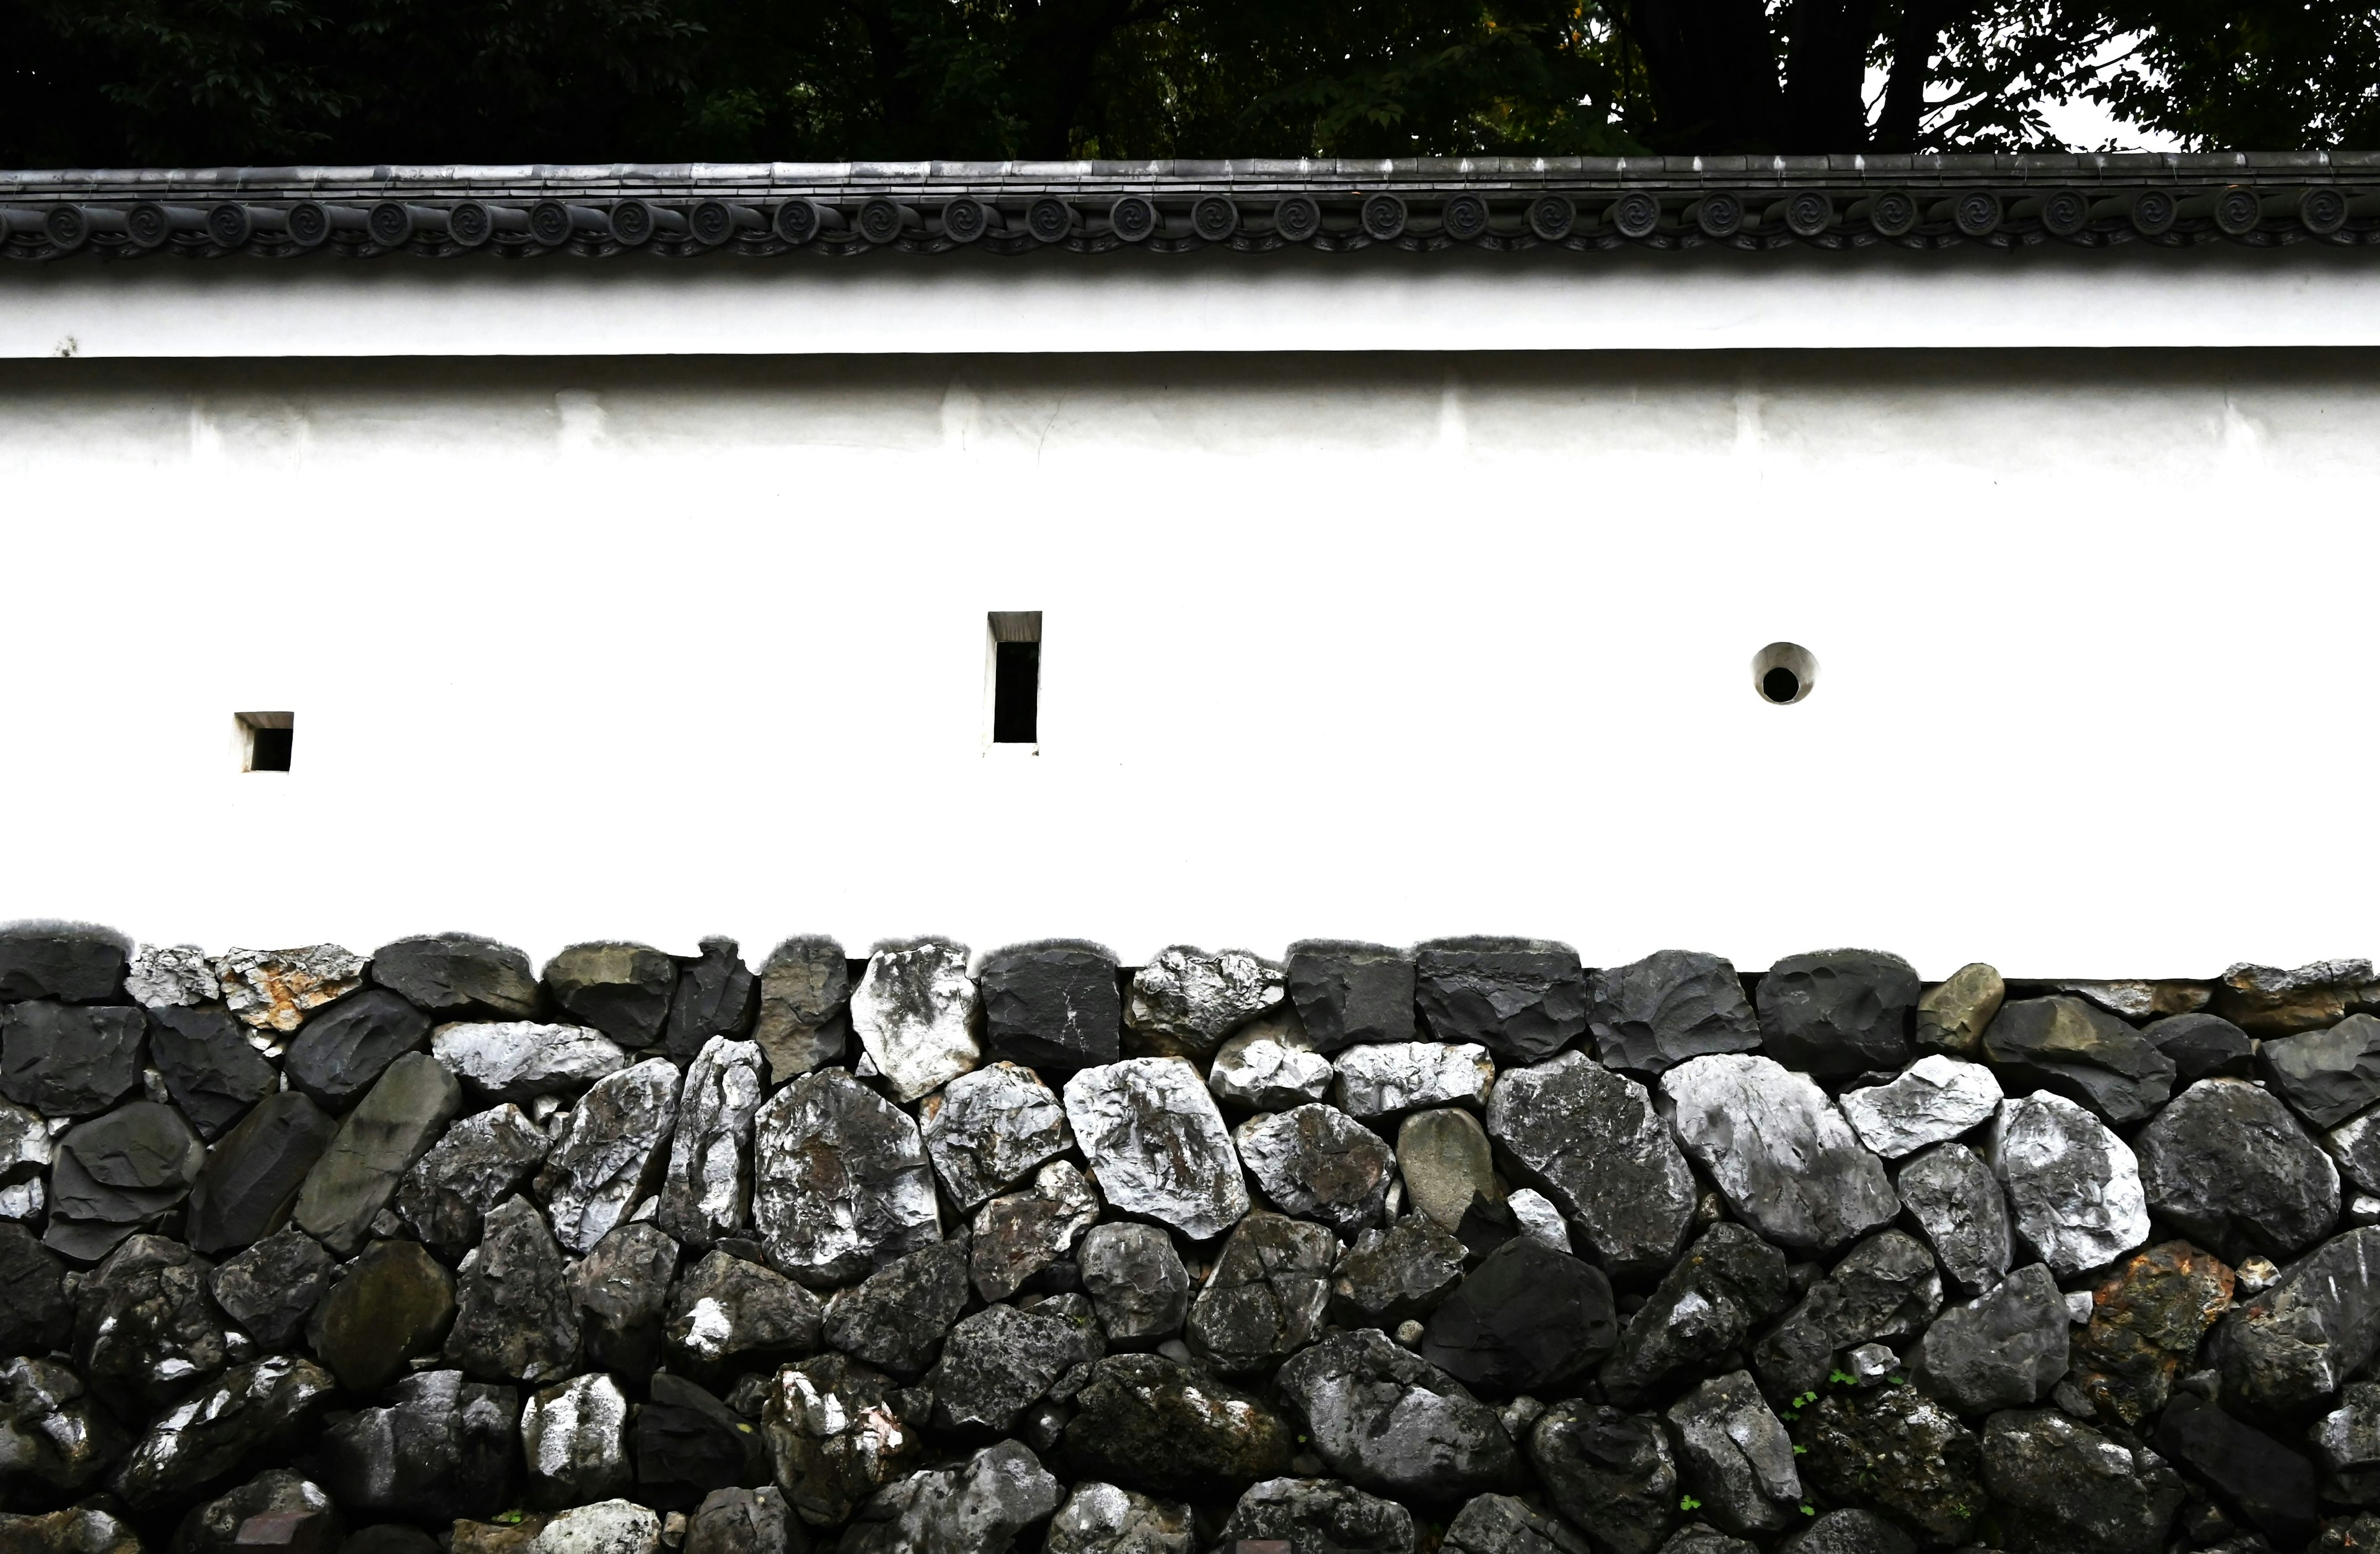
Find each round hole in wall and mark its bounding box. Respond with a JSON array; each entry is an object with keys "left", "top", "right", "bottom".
[{"left": 1753, "top": 642, "right": 1817, "bottom": 705}]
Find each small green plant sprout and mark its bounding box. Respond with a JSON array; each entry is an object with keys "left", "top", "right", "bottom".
[
  {"left": 1889, "top": 1374, "right": 1907, "bottom": 1385},
  {"left": 1828, "top": 1369, "right": 1856, "bottom": 1386},
  {"left": 1800, "top": 1504, "right": 1817, "bottom": 1516},
  {"left": 1679, "top": 1495, "right": 1702, "bottom": 1512},
  {"left": 1792, "top": 1443, "right": 1807, "bottom": 1454}
]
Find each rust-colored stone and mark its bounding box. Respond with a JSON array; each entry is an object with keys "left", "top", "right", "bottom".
[{"left": 2068, "top": 1239, "right": 2234, "bottom": 1426}]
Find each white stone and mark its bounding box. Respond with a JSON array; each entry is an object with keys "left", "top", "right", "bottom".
[
  {"left": 1840, "top": 1056, "right": 2004, "bottom": 1158},
  {"left": 0, "top": 1098, "right": 53, "bottom": 1185},
  {"left": 1064, "top": 1057, "right": 1249, "bottom": 1240},
  {"left": 431, "top": 1022, "right": 629, "bottom": 1101},
  {"left": 0, "top": 1177, "right": 43, "bottom": 1219},
  {"left": 2066, "top": 1290, "right": 2096, "bottom": 1325},
  {"left": 125, "top": 944, "right": 218, "bottom": 1009},
  {"left": 1126, "top": 948, "right": 1286, "bottom": 1052},
  {"left": 852, "top": 941, "right": 981, "bottom": 1103},
  {"left": 1332, "top": 1042, "right": 1495, "bottom": 1119},
  {"left": 1660, "top": 1053, "right": 1900, "bottom": 1253},
  {"left": 1507, "top": 1188, "right": 1570, "bottom": 1252},
  {"left": 658, "top": 1036, "right": 765, "bottom": 1245},
  {"left": 921, "top": 1062, "right": 1072, "bottom": 1210},
  {"left": 537, "top": 1057, "right": 682, "bottom": 1255},
  {"left": 212, "top": 945, "right": 368, "bottom": 1031},
  {"left": 1987, "top": 1092, "right": 2151, "bottom": 1277},
  {"left": 537, "top": 1501, "right": 662, "bottom": 1554},
  {"left": 1208, "top": 1014, "right": 1334, "bottom": 1112},
  {"left": 752, "top": 1071, "right": 942, "bottom": 1286}
]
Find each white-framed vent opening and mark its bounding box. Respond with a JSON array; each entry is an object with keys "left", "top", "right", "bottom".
[
  {"left": 235, "top": 711, "right": 294, "bottom": 772},
  {"left": 986, "top": 612, "right": 1042, "bottom": 751}
]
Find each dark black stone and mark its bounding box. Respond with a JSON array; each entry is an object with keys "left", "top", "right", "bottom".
[
  {"left": 281, "top": 990, "right": 433, "bottom": 1109},
  {"left": 392, "top": 1103, "right": 550, "bottom": 1262},
  {"left": 75, "top": 1235, "right": 229, "bottom": 1416},
  {"left": 371, "top": 934, "right": 541, "bottom": 1020},
  {"left": 1, "top": 1001, "right": 146, "bottom": 1116},
  {"left": 1598, "top": 1223, "right": 1792, "bottom": 1407},
  {"left": 50, "top": 1100, "right": 208, "bottom": 1232},
  {"left": 2154, "top": 1393, "right": 2318, "bottom": 1548},
  {"left": 544, "top": 941, "right": 677, "bottom": 1048},
  {"left": 443, "top": 1194, "right": 583, "bottom": 1385},
  {"left": 169, "top": 1468, "right": 342, "bottom": 1554},
  {"left": 576, "top": 1219, "right": 683, "bottom": 1377},
  {"left": 208, "top": 1228, "right": 336, "bottom": 1351},
  {"left": 0, "top": 1222, "right": 73, "bottom": 1356},
  {"left": 2141, "top": 1012, "right": 2255, "bottom": 1079},
  {"left": 0, "top": 1354, "right": 132, "bottom": 1504},
  {"left": 2135, "top": 1077, "right": 2340, "bottom": 1263},
  {"left": 2260, "top": 1014, "right": 2380, "bottom": 1129},
  {"left": 819, "top": 1241, "right": 972, "bottom": 1377},
  {"left": 1276, "top": 1328, "right": 1521, "bottom": 1502},
  {"left": 0, "top": 922, "right": 129, "bottom": 1003},
  {"left": 1329, "top": 1216, "right": 1468, "bottom": 1327},
  {"left": 1286, "top": 942, "right": 1416, "bottom": 1053},
  {"left": 979, "top": 942, "right": 1122, "bottom": 1071},
  {"left": 1588, "top": 950, "right": 1762, "bottom": 1076},
  {"left": 1414, "top": 938, "right": 1588, "bottom": 1062},
  {"left": 1980, "top": 1408, "right": 2184, "bottom": 1554},
  {"left": 148, "top": 1005, "right": 277, "bottom": 1141},
  {"left": 110, "top": 1353, "right": 337, "bottom": 1514},
  {"left": 662, "top": 1244, "right": 822, "bottom": 1379},
  {"left": 1527, "top": 1402, "right": 1677, "bottom": 1554},
  {"left": 1982, "top": 996, "right": 2177, "bottom": 1125},
  {"left": 1755, "top": 951, "right": 1918, "bottom": 1079},
  {"left": 187, "top": 1091, "right": 338, "bottom": 1255},
  {"left": 1422, "top": 1237, "right": 1617, "bottom": 1396},
  {"left": 928, "top": 1297, "right": 1104, "bottom": 1434},
  {"left": 343, "top": 1528, "right": 439, "bottom": 1554},
  {"left": 666, "top": 938, "right": 759, "bottom": 1061},
  {"left": 319, "top": 1368, "right": 519, "bottom": 1522},
  {"left": 309, "top": 1238, "right": 457, "bottom": 1393},
  {"left": 635, "top": 1372, "right": 765, "bottom": 1508},
  {"left": 1748, "top": 1230, "right": 1942, "bottom": 1402},
  {"left": 1061, "top": 1353, "right": 1297, "bottom": 1499}
]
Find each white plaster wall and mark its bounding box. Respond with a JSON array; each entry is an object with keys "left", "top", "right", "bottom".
[{"left": 0, "top": 347, "right": 2371, "bottom": 978}]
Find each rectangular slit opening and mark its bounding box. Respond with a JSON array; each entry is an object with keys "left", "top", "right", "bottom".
[
  {"left": 987, "top": 612, "right": 1041, "bottom": 747},
  {"left": 237, "top": 712, "right": 294, "bottom": 772}
]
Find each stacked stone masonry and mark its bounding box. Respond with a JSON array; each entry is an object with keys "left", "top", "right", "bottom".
[{"left": 12, "top": 925, "right": 2380, "bottom": 1554}]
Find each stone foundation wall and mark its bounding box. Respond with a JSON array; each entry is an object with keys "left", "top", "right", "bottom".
[{"left": 3, "top": 925, "right": 2378, "bottom": 1554}]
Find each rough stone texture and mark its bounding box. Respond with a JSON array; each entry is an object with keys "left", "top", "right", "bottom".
[
  {"left": 575, "top": 1221, "right": 682, "bottom": 1376},
  {"left": 1208, "top": 1012, "right": 1334, "bottom": 1113},
  {"left": 2156, "top": 1393, "right": 2319, "bottom": 1547},
  {"left": 1044, "top": 1481, "right": 1192, "bottom": 1554},
  {"left": 971, "top": 1159, "right": 1101, "bottom": 1301},
  {"left": 281, "top": 989, "right": 432, "bottom": 1108},
  {"left": 0, "top": 1096, "right": 52, "bottom": 1188},
  {"left": 658, "top": 1036, "right": 765, "bottom": 1247},
  {"left": 2213, "top": 959, "right": 2380, "bottom": 1036},
  {"left": 1915, "top": 961, "right": 2004, "bottom": 1057},
  {"left": 395, "top": 1102, "right": 552, "bottom": 1261},
  {"left": 1792, "top": 1385, "right": 1983, "bottom": 1548},
  {"left": 1075, "top": 1222, "right": 1189, "bottom": 1342},
  {"left": 1981, "top": 996, "right": 2177, "bottom": 1126},
  {"left": 2141, "top": 1010, "right": 2254, "bottom": 1079},
  {"left": 1527, "top": 1400, "right": 1677, "bottom": 1554},
  {"left": 2135, "top": 1077, "right": 2339, "bottom": 1262},
  {"left": 641, "top": 1247, "right": 809, "bottom": 1377},
  {"left": 1286, "top": 943, "right": 1416, "bottom": 1054},
  {"left": 1415, "top": 938, "right": 1589, "bottom": 1064},
  {"left": 0, "top": 922, "right": 130, "bottom": 1003},
  {"left": 1837, "top": 1057, "right": 2002, "bottom": 1159},
  {"left": 371, "top": 933, "right": 541, "bottom": 1020},
  {"left": 1276, "top": 1328, "right": 1520, "bottom": 1501},
  {"left": 1, "top": 1001, "right": 146, "bottom": 1118},
  {"left": 837, "top": 1439, "right": 1060, "bottom": 1554},
  {"left": 112, "top": 1355, "right": 336, "bottom": 1512},
  {"left": 0, "top": 1223, "right": 73, "bottom": 1357},
  {"left": 536, "top": 1500, "right": 662, "bottom": 1554},
  {"left": 1217, "top": 1478, "right": 1416, "bottom": 1554},
  {"left": 1892, "top": 1142, "right": 2012, "bottom": 1296},
  {"left": 444, "top": 1194, "right": 582, "bottom": 1384},
  {"left": 172, "top": 1469, "right": 340, "bottom": 1554},
  {"left": 1659, "top": 1054, "right": 1898, "bottom": 1253},
  {"left": 665, "top": 938, "right": 758, "bottom": 1062},
  {"left": 1748, "top": 1230, "right": 1941, "bottom": 1401},
  {"left": 146, "top": 1004, "right": 276, "bottom": 1140},
  {"left": 213, "top": 947, "right": 368, "bottom": 1034},
  {"left": 751, "top": 938, "right": 850, "bottom": 1087},
  {"left": 537, "top": 1056, "right": 683, "bottom": 1255},
  {"left": 2218, "top": 1225, "right": 2380, "bottom": 1415},
  {"left": 920, "top": 1062, "right": 1072, "bottom": 1211},
  {"left": 2067, "top": 1240, "right": 2234, "bottom": 1426},
  {"left": 1486, "top": 1053, "right": 1694, "bottom": 1275},
  {"left": 127, "top": 943, "right": 218, "bottom": 1009},
  {"left": 184, "top": 1091, "right": 337, "bottom": 1255},
  {"left": 1395, "top": 1108, "right": 1499, "bottom": 1234},
  {"left": 433, "top": 1023, "right": 630, "bottom": 1102},
  {"left": 50, "top": 1101, "right": 208, "bottom": 1248},
  {"left": 294, "top": 1051, "right": 464, "bottom": 1256},
  {"left": 1333, "top": 1043, "right": 1495, "bottom": 1120},
  {"left": 1755, "top": 950, "right": 1918, "bottom": 1079},
  {"left": 2262, "top": 1014, "right": 2380, "bottom": 1129},
  {"left": 1062, "top": 1057, "right": 1248, "bottom": 1241},
  {"left": 1236, "top": 1105, "right": 1395, "bottom": 1235},
  {"left": 545, "top": 943, "right": 678, "bottom": 1050},
  {"left": 1422, "top": 1237, "right": 1615, "bottom": 1396},
  {"left": 0, "top": 1506, "right": 143, "bottom": 1554},
  {"left": 73, "top": 1234, "right": 226, "bottom": 1416},
  {"left": 1125, "top": 948, "right": 1284, "bottom": 1060},
  {"left": 979, "top": 942, "right": 1121, "bottom": 1072},
  {"left": 1599, "top": 1222, "right": 1791, "bottom": 1406},
  {"left": 752, "top": 1071, "right": 941, "bottom": 1287},
  {"left": 1329, "top": 1216, "right": 1466, "bottom": 1327},
  {"left": 1665, "top": 1372, "right": 1800, "bottom": 1537},
  {"left": 1908, "top": 1263, "right": 2069, "bottom": 1415},
  {"left": 928, "top": 1298, "right": 1103, "bottom": 1433},
  {"left": 1989, "top": 1092, "right": 2150, "bottom": 1276},
  {"left": 0, "top": 1354, "right": 129, "bottom": 1499},
  {"left": 685, "top": 1487, "right": 799, "bottom": 1554},
  {"left": 207, "top": 1228, "right": 335, "bottom": 1351},
  {"left": 821, "top": 1242, "right": 972, "bottom": 1375},
  {"left": 1185, "top": 1211, "right": 1337, "bottom": 1373},
  {"left": 2317, "top": 1380, "right": 2380, "bottom": 1504},
  {"left": 851, "top": 941, "right": 982, "bottom": 1103},
  {"left": 310, "top": 1237, "right": 456, "bottom": 1392},
  {"left": 635, "top": 1371, "right": 764, "bottom": 1506},
  {"left": 522, "top": 1372, "right": 635, "bottom": 1508},
  {"left": 1980, "top": 1408, "right": 2184, "bottom": 1554},
  {"left": 1060, "top": 1353, "right": 1295, "bottom": 1499},
  {"left": 1587, "top": 951, "right": 1761, "bottom": 1077},
  {"left": 762, "top": 1354, "right": 920, "bottom": 1526},
  {"left": 1773, "top": 1511, "right": 1911, "bottom": 1554},
  {"left": 2327, "top": 1106, "right": 2380, "bottom": 1199}
]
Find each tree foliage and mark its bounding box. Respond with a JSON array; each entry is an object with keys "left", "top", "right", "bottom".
[{"left": 0, "top": 0, "right": 2368, "bottom": 167}]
